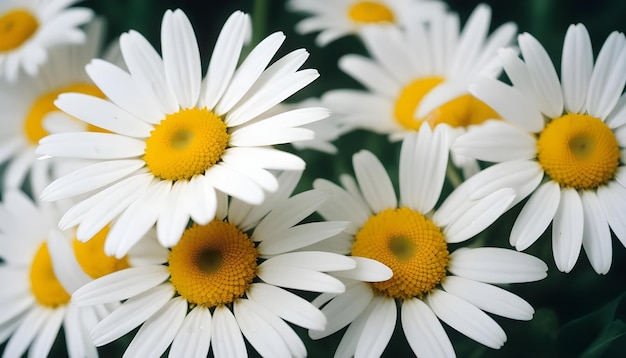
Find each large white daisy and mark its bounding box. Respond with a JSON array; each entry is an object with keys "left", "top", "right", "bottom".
[
  {"left": 308, "top": 123, "right": 548, "bottom": 357},
  {"left": 70, "top": 170, "right": 359, "bottom": 357},
  {"left": 0, "top": 189, "right": 168, "bottom": 357},
  {"left": 322, "top": 4, "right": 517, "bottom": 176},
  {"left": 287, "top": 0, "right": 446, "bottom": 46},
  {"left": 0, "top": 18, "right": 115, "bottom": 192},
  {"left": 454, "top": 24, "right": 626, "bottom": 274},
  {"left": 0, "top": 0, "right": 93, "bottom": 82},
  {"left": 36, "top": 9, "right": 328, "bottom": 257}
]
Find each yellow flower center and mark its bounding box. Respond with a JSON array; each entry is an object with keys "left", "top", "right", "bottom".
[
  {"left": 537, "top": 113, "right": 620, "bottom": 189},
  {"left": 29, "top": 242, "right": 70, "bottom": 307},
  {"left": 347, "top": 1, "right": 394, "bottom": 24},
  {"left": 168, "top": 220, "right": 258, "bottom": 307},
  {"left": 395, "top": 77, "right": 499, "bottom": 131},
  {"left": 24, "top": 83, "right": 107, "bottom": 144},
  {"left": 0, "top": 9, "right": 38, "bottom": 52},
  {"left": 144, "top": 108, "right": 229, "bottom": 181},
  {"left": 352, "top": 207, "right": 449, "bottom": 299},
  {"left": 73, "top": 226, "right": 130, "bottom": 279}
]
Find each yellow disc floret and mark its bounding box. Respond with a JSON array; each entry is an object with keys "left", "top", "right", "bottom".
[
  {"left": 352, "top": 207, "right": 449, "bottom": 299},
  {"left": 29, "top": 242, "right": 70, "bottom": 307},
  {"left": 144, "top": 108, "right": 229, "bottom": 181},
  {"left": 73, "top": 226, "right": 130, "bottom": 279},
  {"left": 24, "top": 83, "right": 106, "bottom": 144},
  {"left": 168, "top": 220, "right": 258, "bottom": 307},
  {"left": 0, "top": 9, "right": 38, "bottom": 52},
  {"left": 395, "top": 77, "right": 499, "bottom": 131},
  {"left": 537, "top": 113, "right": 620, "bottom": 189},
  {"left": 348, "top": 1, "right": 394, "bottom": 24}
]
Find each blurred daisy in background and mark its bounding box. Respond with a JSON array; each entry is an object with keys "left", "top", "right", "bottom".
[
  {"left": 455, "top": 24, "right": 626, "bottom": 274},
  {"left": 0, "top": 189, "right": 168, "bottom": 357},
  {"left": 0, "top": 18, "right": 118, "bottom": 193},
  {"left": 323, "top": 4, "right": 517, "bottom": 177},
  {"left": 36, "top": 9, "right": 328, "bottom": 257},
  {"left": 308, "top": 124, "right": 548, "bottom": 357},
  {"left": 287, "top": 0, "right": 446, "bottom": 47},
  {"left": 0, "top": 0, "right": 93, "bottom": 82},
  {"left": 71, "top": 170, "right": 357, "bottom": 358}
]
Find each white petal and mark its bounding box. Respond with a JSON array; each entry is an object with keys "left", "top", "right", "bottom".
[
  {"left": 54, "top": 93, "right": 153, "bottom": 137},
  {"left": 259, "top": 251, "right": 356, "bottom": 272},
  {"left": 426, "top": 289, "right": 507, "bottom": 349},
  {"left": 401, "top": 298, "right": 455, "bottom": 358},
  {"left": 157, "top": 180, "right": 192, "bottom": 248},
  {"left": 169, "top": 306, "right": 212, "bottom": 358},
  {"left": 561, "top": 24, "right": 593, "bottom": 114},
  {"left": 510, "top": 181, "right": 560, "bottom": 250},
  {"left": 330, "top": 256, "right": 393, "bottom": 282},
  {"left": 205, "top": 163, "right": 264, "bottom": 205},
  {"left": 187, "top": 175, "right": 218, "bottom": 225},
  {"left": 28, "top": 307, "right": 65, "bottom": 358},
  {"left": 454, "top": 120, "right": 537, "bottom": 162},
  {"left": 597, "top": 180, "right": 626, "bottom": 247},
  {"left": 124, "top": 296, "right": 187, "bottom": 357},
  {"left": 161, "top": 10, "right": 201, "bottom": 109},
  {"left": 257, "top": 263, "right": 345, "bottom": 293},
  {"left": 448, "top": 247, "right": 548, "bottom": 283},
  {"left": 338, "top": 54, "right": 397, "bottom": 98},
  {"left": 313, "top": 178, "right": 371, "bottom": 233},
  {"left": 586, "top": 31, "right": 626, "bottom": 119},
  {"left": 354, "top": 296, "right": 396, "bottom": 358},
  {"left": 552, "top": 188, "right": 584, "bottom": 273},
  {"left": 442, "top": 276, "right": 534, "bottom": 320},
  {"left": 2, "top": 306, "right": 50, "bottom": 358},
  {"left": 247, "top": 283, "right": 326, "bottom": 331},
  {"left": 47, "top": 229, "right": 91, "bottom": 294},
  {"left": 606, "top": 94, "right": 626, "bottom": 128},
  {"left": 89, "top": 283, "right": 175, "bottom": 346},
  {"left": 211, "top": 306, "right": 247, "bottom": 358},
  {"left": 37, "top": 132, "right": 145, "bottom": 159},
  {"left": 221, "top": 146, "right": 305, "bottom": 170},
  {"left": 581, "top": 191, "right": 612, "bottom": 274},
  {"left": 353, "top": 150, "right": 396, "bottom": 213},
  {"left": 72, "top": 266, "right": 170, "bottom": 306},
  {"left": 257, "top": 221, "right": 349, "bottom": 255}
]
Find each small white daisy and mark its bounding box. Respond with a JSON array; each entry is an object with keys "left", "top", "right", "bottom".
[
  {"left": 0, "top": 189, "right": 168, "bottom": 357},
  {"left": 0, "top": 18, "right": 115, "bottom": 192},
  {"left": 36, "top": 9, "right": 329, "bottom": 257},
  {"left": 70, "top": 170, "right": 355, "bottom": 357},
  {"left": 0, "top": 0, "right": 93, "bottom": 82},
  {"left": 322, "top": 4, "right": 517, "bottom": 176},
  {"left": 308, "top": 123, "right": 548, "bottom": 357},
  {"left": 287, "top": 0, "right": 446, "bottom": 46},
  {"left": 455, "top": 24, "right": 626, "bottom": 274}
]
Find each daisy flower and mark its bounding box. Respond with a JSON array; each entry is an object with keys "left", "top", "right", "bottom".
[
  {"left": 0, "top": 0, "right": 93, "bottom": 82},
  {"left": 70, "top": 170, "right": 357, "bottom": 358},
  {"left": 0, "top": 189, "right": 168, "bottom": 357},
  {"left": 36, "top": 9, "right": 328, "bottom": 257},
  {"left": 287, "top": 0, "right": 446, "bottom": 47},
  {"left": 308, "top": 123, "right": 548, "bottom": 357},
  {"left": 0, "top": 18, "right": 115, "bottom": 192},
  {"left": 454, "top": 24, "right": 626, "bottom": 274},
  {"left": 322, "top": 4, "right": 517, "bottom": 176}
]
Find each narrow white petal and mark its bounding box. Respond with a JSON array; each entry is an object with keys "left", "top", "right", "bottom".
[
  {"left": 47, "top": 230, "right": 91, "bottom": 294},
  {"left": 442, "top": 276, "right": 534, "bottom": 320},
  {"left": 606, "top": 93, "right": 626, "bottom": 128},
  {"left": 426, "top": 289, "right": 507, "bottom": 349},
  {"left": 552, "top": 188, "right": 584, "bottom": 273},
  {"left": 448, "top": 247, "right": 548, "bottom": 283},
  {"left": 54, "top": 93, "right": 153, "bottom": 137},
  {"left": 338, "top": 55, "right": 397, "bottom": 98},
  {"left": 561, "top": 24, "right": 593, "bottom": 113},
  {"left": 333, "top": 304, "right": 369, "bottom": 358},
  {"left": 28, "top": 307, "right": 65, "bottom": 358},
  {"left": 41, "top": 159, "right": 144, "bottom": 201},
  {"left": 518, "top": 32, "right": 564, "bottom": 118},
  {"left": 211, "top": 306, "right": 247, "bottom": 358},
  {"left": 205, "top": 163, "right": 264, "bottom": 205},
  {"left": 260, "top": 251, "right": 355, "bottom": 272},
  {"left": 187, "top": 175, "right": 218, "bottom": 225},
  {"left": 37, "top": 133, "right": 145, "bottom": 159},
  {"left": 510, "top": 181, "right": 560, "bottom": 250},
  {"left": 586, "top": 31, "right": 626, "bottom": 119},
  {"left": 330, "top": 256, "right": 393, "bottom": 282},
  {"left": 402, "top": 298, "right": 455, "bottom": 358},
  {"left": 309, "top": 282, "right": 373, "bottom": 340},
  {"left": 235, "top": 299, "right": 305, "bottom": 358},
  {"left": 354, "top": 296, "right": 396, "bottom": 358},
  {"left": 257, "top": 221, "right": 349, "bottom": 255},
  {"left": 63, "top": 305, "right": 97, "bottom": 358},
  {"left": 157, "top": 180, "right": 192, "bottom": 248},
  {"left": 161, "top": 10, "right": 201, "bottom": 108},
  {"left": 353, "top": 150, "right": 396, "bottom": 213},
  {"left": 313, "top": 178, "right": 371, "bottom": 233},
  {"left": 72, "top": 266, "right": 170, "bottom": 306},
  {"left": 444, "top": 188, "right": 516, "bottom": 243},
  {"left": 221, "top": 146, "right": 305, "bottom": 170},
  {"left": 597, "top": 181, "right": 626, "bottom": 247},
  {"left": 581, "top": 191, "right": 612, "bottom": 274},
  {"left": 247, "top": 283, "right": 327, "bottom": 331},
  {"left": 454, "top": 121, "right": 537, "bottom": 162},
  {"left": 89, "top": 283, "right": 175, "bottom": 346},
  {"left": 170, "top": 306, "right": 212, "bottom": 358},
  {"left": 124, "top": 296, "right": 187, "bottom": 357},
  {"left": 2, "top": 306, "right": 51, "bottom": 358},
  {"left": 257, "top": 264, "right": 345, "bottom": 293}
]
